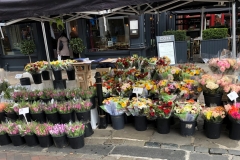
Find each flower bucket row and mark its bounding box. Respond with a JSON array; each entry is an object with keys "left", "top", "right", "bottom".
[
  {"left": 0, "top": 121, "right": 88, "bottom": 149},
  {"left": 0, "top": 100, "right": 92, "bottom": 124}
]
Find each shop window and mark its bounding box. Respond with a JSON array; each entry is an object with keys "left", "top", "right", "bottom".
[
  {"left": 0, "top": 23, "right": 36, "bottom": 56},
  {"left": 88, "top": 16, "right": 130, "bottom": 52}
]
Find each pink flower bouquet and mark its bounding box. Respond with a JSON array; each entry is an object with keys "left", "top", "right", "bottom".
[{"left": 208, "top": 58, "right": 240, "bottom": 74}]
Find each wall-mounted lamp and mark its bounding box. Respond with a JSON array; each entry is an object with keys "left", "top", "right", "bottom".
[
  {"left": 169, "top": 15, "right": 173, "bottom": 19},
  {"left": 72, "top": 27, "right": 76, "bottom": 31}
]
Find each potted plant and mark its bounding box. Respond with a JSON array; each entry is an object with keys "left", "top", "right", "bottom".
[
  {"left": 20, "top": 39, "right": 35, "bottom": 63},
  {"left": 127, "top": 97, "right": 153, "bottom": 131},
  {"left": 26, "top": 90, "right": 39, "bottom": 103},
  {"left": 24, "top": 62, "right": 42, "bottom": 84},
  {"left": 201, "top": 28, "right": 228, "bottom": 58},
  {"left": 34, "top": 123, "right": 53, "bottom": 147},
  {"left": 65, "top": 122, "right": 85, "bottom": 149},
  {"left": 50, "top": 60, "right": 64, "bottom": 80},
  {"left": 202, "top": 106, "right": 225, "bottom": 139},
  {"left": 199, "top": 74, "right": 232, "bottom": 106},
  {"left": 4, "top": 103, "right": 18, "bottom": 121},
  {"left": 15, "top": 101, "right": 31, "bottom": 122},
  {"left": 79, "top": 87, "right": 96, "bottom": 109},
  {"left": 38, "top": 89, "right": 53, "bottom": 103},
  {"left": 0, "top": 124, "right": 11, "bottom": 145},
  {"left": 12, "top": 90, "right": 26, "bottom": 102},
  {"left": 62, "top": 59, "right": 77, "bottom": 80},
  {"left": 52, "top": 90, "right": 66, "bottom": 102},
  {"left": 0, "top": 78, "right": 10, "bottom": 95},
  {"left": 73, "top": 100, "right": 92, "bottom": 122},
  {"left": 57, "top": 102, "right": 72, "bottom": 124},
  {"left": 0, "top": 102, "right": 7, "bottom": 123},
  {"left": 162, "top": 30, "right": 187, "bottom": 63},
  {"left": 29, "top": 101, "right": 46, "bottom": 123},
  {"left": 69, "top": 38, "right": 86, "bottom": 58},
  {"left": 174, "top": 100, "right": 203, "bottom": 136},
  {"left": 6, "top": 121, "right": 25, "bottom": 146},
  {"left": 101, "top": 97, "right": 128, "bottom": 130},
  {"left": 65, "top": 89, "right": 76, "bottom": 101},
  {"left": 19, "top": 122, "right": 39, "bottom": 146},
  {"left": 49, "top": 124, "right": 68, "bottom": 148},
  {"left": 149, "top": 101, "right": 174, "bottom": 134},
  {"left": 37, "top": 61, "right": 50, "bottom": 80},
  {"left": 43, "top": 102, "right": 60, "bottom": 124}
]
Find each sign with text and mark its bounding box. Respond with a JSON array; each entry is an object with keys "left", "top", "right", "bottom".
[
  {"left": 227, "top": 91, "right": 239, "bottom": 101},
  {"left": 19, "top": 107, "right": 29, "bottom": 115},
  {"left": 156, "top": 35, "right": 176, "bottom": 65},
  {"left": 133, "top": 87, "right": 143, "bottom": 94}
]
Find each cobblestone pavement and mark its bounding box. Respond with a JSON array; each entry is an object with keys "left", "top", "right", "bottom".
[{"left": 1, "top": 63, "right": 240, "bottom": 160}]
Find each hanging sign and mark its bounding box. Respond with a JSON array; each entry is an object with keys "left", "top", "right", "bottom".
[{"left": 156, "top": 35, "right": 176, "bottom": 65}]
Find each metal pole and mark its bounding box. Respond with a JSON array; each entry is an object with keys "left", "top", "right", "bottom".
[
  {"left": 232, "top": 1, "right": 237, "bottom": 58},
  {"left": 41, "top": 21, "right": 53, "bottom": 80},
  {"left": 200, "top": 7, "right": 204, "bottom": 39},
  {"left": 95, "top": 72, "right": 107, "bottom": 129},
  {"left": 189, "top": 38, "right": 193, "bottom": 62}
]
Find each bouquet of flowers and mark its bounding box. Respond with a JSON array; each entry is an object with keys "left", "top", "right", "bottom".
[
  {"left": 116, "top": 57, "right": 131, "bottom": 69},
  {"left": 0, "top": 124, "right": 7, "bottom": 135},
  {"left": 225, "top": 104, "right": 240, "bottom": 123},
  {"left": 4, "top": 86, "right": 27, "bottom": 100},
  {"left": 148, "top": 57, "right": 158, "bottom": 66},
  {"left": 49, "top": 124, "right": 66, "bottom": 137},
  {"left": 62, "top": 59, "right": 77, "bottom": 71},
  {"left": 24, "top": 62, "right": 42, "bottom": 74},
  {"left": 65, "top": 89, "right": 76, "bottom": 100},
  {"left": 52, "top": 90, "right": 66, "bottom": 101},
  {"left": 79, "top": 87, "right": 95, "bottom": 100},
  {"left": 50, "top": 60, "right": 64, "bottom": 71},
  {"left": 43, "top": 103, "right": 58, "bottom": 114},
  {"left": 14, "top": 101, "right": 29, "bottom": 114},
  {"left": 174, "top": 100, "right": 203, "bottom": 121},
  {"left": 12, "top": 90, "right": 27, "bottom": 102},
  {"left": 38, "top": 89, "right": 53, "bottom": 100},
  {"left": 127, "top": 97, "right": 153, "bottom": 116},
  {"left": 124, "top": 68, "right": 137, "bottom": 80},
  {"left": 134, "top": 71, "right": 149, "bottom": 80},
  {"left": 4, "top": 103, "right": 15, "bottom": 113},
  {"left": 101, "top": 97, "right": 129, "bottom": 115},
  {"left": 179, "top": 79, "right": 202, "bottom": 100},
  {"left": 29, "top": 101, "right": 44, "bottom": 114},
  {"left": 19, "top": 122, "right": 37, "bottom": 136},
  {"left": 199, "top": 74, "right": 232, "bottom": 94},
  {"left": 6, "top": 122, "right": 20, "bottom": 135},
  {"left": 65, "top": 122, "right": 85, "bottom": 138},
  {"left": 202, "top": 106, "right": 225, "bottom": 123},
  {"left": 34, "top": 123, "right": 52, "bottom": 136},
  {"left": 157, "top": 80, "right": 180, "bottom": 96},
  {"left": 57, "top": 101, "right": 72, "bottom": 114},
  {"left": 73, "top": 100, "right": 92, "bottom": 112},
  {"left": 208, "top": 58, "right": 240, "bottom": 74},
  {"left": 0, "top": 78, "right": 10, "bottom": 94},
  {"left": 138, "top": 57, "right": 149, "bottom": 69},
  {"left": 178, "top": 63, "right": 204, "bottom": 79},
  {"left": 26, "top": 90, "right": 39, "bottom": 101},
  {"left": 156, "top": 56, "right": 171, "bottom": 66},
  {"left": 36, "top": 61, "right": 49, "bottom": 71},
  {"left": 121, "top": 82, "right": 132, "bottom": 97}
]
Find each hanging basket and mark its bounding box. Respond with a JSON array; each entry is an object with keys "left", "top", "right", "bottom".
[{"left": 31, "top": 73, "right": 42, "bottom": 84}]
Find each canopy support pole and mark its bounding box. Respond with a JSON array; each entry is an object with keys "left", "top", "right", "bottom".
[
  {"left": 200, "top": 7, "right": 204, "bottom": 39},
  {"left": 232, "top": 1, "right": 237, "bottom": 58},
  {"left": 41, "top": 21, "right": 53, "bottom": 80}
]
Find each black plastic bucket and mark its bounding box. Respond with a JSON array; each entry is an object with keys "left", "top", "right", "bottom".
[
  {"left": 66, "top": 70, "right": 75, "bottom": 80},
  {"left": 84, "top": 122, "right": 94, "bottom": 137},
  {"left": 180, "top": 120, "right": 196, "bottom": 136},
  {"left": 134, "top": 116, "right": 147, "bottom": 131},
  {"left": 41, "top": 71, "right": 50, "bottom": 80},
  {"left": 20, "top": 77, "right": 31, "bottom": 85},
  {"left": 24, "top": 134, "right": 39, "bottom": 146},
  {"left": 203, "top": 92, "right": 223, "bottom": 107},
  {"left": 205, "top": 121, "right": 222, "bottom": 139},
  {"left": 53, "top": 80, "right": 66, "bottom": 90},
  {"left": 111, "top": 114, "right": 125, "bottom": 130},
  {"left": 156, "top": 117, "right": 171, "bottom": 134},
  {"left": 31, "top": 73, "right": 42, "bottom": 84},
  {"left": 229, "top": 121, "right": 240, "bottom": 140},
  {"left": 53, "top": 70, "right": 62, "bottom": 80}
]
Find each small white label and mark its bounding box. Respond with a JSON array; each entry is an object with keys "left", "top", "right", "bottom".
[
  {"left": 133, "top": 87, "right": 143, "bottom": 94},
  {"left": 19, "top": 107, "right": 29, "bottom": 115},
  {"left": 227, "top": 91, "right": 239, "bottom": 101},
  {"left": 15, "top": 74, "right": 22, "bottom": 79},
  {"left": 51, "top": 99, "right": 54, "bottom": 104}
]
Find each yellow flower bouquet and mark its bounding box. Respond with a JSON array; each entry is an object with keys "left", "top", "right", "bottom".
[
  {"left": 50, "top": 60, "right": 65, "bottom": 71},
  {"left": 127, "top": 97, "right": 153, "bottom": 116},
  {"left": 202, "top": 106, "right": 225, "bottom": 123},
  {"left": 101, "top": 97, "right": 129, "bottom": 115}
]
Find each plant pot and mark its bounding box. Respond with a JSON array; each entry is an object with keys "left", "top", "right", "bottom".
[
  {"left": 41, "top": 71, "right": 50, "bottom": 80},
  {"left": 53, "top": 70, "right": 62, "bottom": 80},
  {"left": 111, "top": 114, "right": 125, "bottom": 130},
  {"left": 46, "top": 112, "right": 60, "bottom": 124},
  {"left": 90, "top": 97, "right": 96, "bottom": 109},
  {"left": 180, "top": 120, "right": 196, "bottom": 136},
  {"left": 59, "top": 112, "right": 72, "bottom": 124},
  {"left": 84, "top": 122, "right": 94, "bottom": 137},
  {"left": 52, "top": 135, "right": 68, "bottom": 148},
  {"left": 53, "top": 80, "right": 66, "bottom": 90},
  {"left": 203, "top": 92, "right": 223, "bottom": 107},
  {"left": 30, "top": 112, "right": 46, "bottom": 123},
  {"left": 204, "top": 121, "right": 222, "bottom": 139},
  {"left": 66, "top": 70, "right": 75, "bottom": 80},
  {"left": 71, "top": 111, "right": 76, "bottom": 122},
  {"left": 229, "top": 121, "right": 240, "bottom": 140},
  {"left": 0, "top": 111, "right": 6, "bottom": 123},
  {"left": 41, "top": 98, "right": 51, "bottom": 104},
  {"left": 156, "top": 117, "right": 171, "bottom": 134},
  {"left": 24, "top": 134, "right": 39, "bottom": 146},
  {"left": 76, "top": 110, "right": 91, "bottom": 122},
  {"left": 37, "top": 135, "right": 53, "bottom": 147},
  {"left": 67, "top": 135, "right": 84, "bottom": 149},
  {"left": 20, "top": 77, "right": 31, "bottom": 85},
  {"left": 0, "top": 133, "right": 11, "bottom": 145},
  {"left": 8, "top": 134, "right": 25, "bottom": 146},
  {"left": 6, "top": 112, "right": 18, "bottom": 122},
  {"left": 31, "top": 73, "right": 42, "bottom": 84},
  {"left": 134, "top": 115, "right": 147, "bottom": 131},
  {"left": 18, "top": 113, "right": 31, "bottom": 122}
]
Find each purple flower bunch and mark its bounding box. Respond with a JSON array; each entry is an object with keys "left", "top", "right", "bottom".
[
  {"left": 73, "top": 100, "right": 92, "bottom": 112},
  {"left": 6, "top": 122, "right": 20, "bottom": 135},
  {"left": 49, "top": 124, "right": 66, "bottom": 137},
  {"left": 43, "top": 102, "right": 58, "bottom": 114},
  {"left": 19, "top": 122, "right": 36, "bottom": 136},
  {"left": 79, "top": 87, "right": 95, "bottom": 100},
  {"left": 53, "top": 90, "right": 66, "bottom": 101},
  {"left": 26, "top": 90, "right": 39, "bottom": 101},
  {"left": 65, "top": 89, "right": 76, "bottom": 99},
  {"left": 57, "top": 102, "right": 72, "bottom": 114},
  {"left": 34, "top": 123, "right": 52, "bottom": 136},
  {"left": 29, "top": 101, "right": 44, "bottom": 113},
  {"left": 65, "top": 122, "right": 85, "bottom": 138},
  {"left": 38, "top": 89, "right": 53, "bottom": 99},
  {"left": 12, "top": 91, "right": 26, "bottom": 101}
]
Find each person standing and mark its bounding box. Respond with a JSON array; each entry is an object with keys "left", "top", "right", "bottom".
[{"left": 57, "top": 32, "right": 70, "bottom": 60}]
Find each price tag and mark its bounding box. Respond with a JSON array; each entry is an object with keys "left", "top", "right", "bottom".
[
  {"left": 133, "top": 87, "right": 143, "bottom": 94},
  {"left": 15, "top": 74, "right": 22, "bottom": 79},
  {"left": 227, "top": 91, "right": 239, "bottom": 101},
  {"left": 51, "top": 99, "right": 54, "bottom": 104},
  {"left": 19, "top": 107, "right": 29, "bottom": 115}
]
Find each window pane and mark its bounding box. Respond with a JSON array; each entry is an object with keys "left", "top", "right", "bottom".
[
  {"left": 88, "top": 17, "right": 129, "bottom": 52},
  {"left": 1, "top": 23, "right": 36, "bottom": 56}
]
